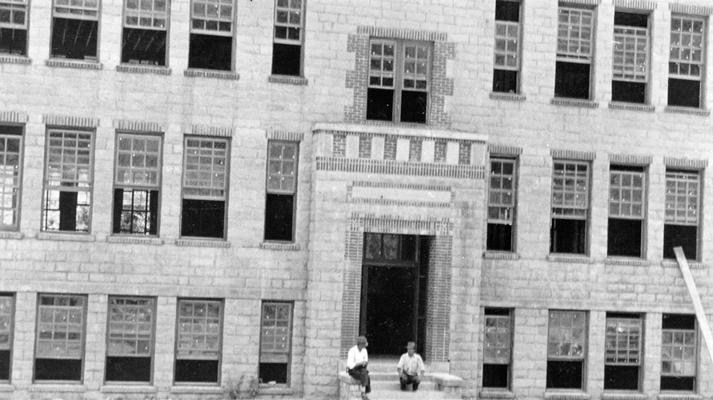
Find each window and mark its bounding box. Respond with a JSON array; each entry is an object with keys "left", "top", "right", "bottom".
[
  {"left": 189, "top": 0, "right": 234, "bottom": 71},
  {"left": 106, "top": 297, "right": 154, "bottom": 383},
  {"left": 113, "top": 133, "right": 161, "bottom": 236},
  {"left": 555, "top": 5, "right": 594, "bottom": 99},
  {"left": 669, "top": 16, "right": 705, "bottom": 108},
  {"left": 0, "top": 125, "right": 22, "bottom": 231},
  {"left": 608, "top": 166, "right": 645, "bottom": 257},
  {"left": 272, "top": 0, "right": 304, "bottom": 76},
  {"left": 367, "top": 39, "right": 431, "bottom": 123},
  {"left": 181, "top": 137, "right": 229, "bottom": 239},
  {"left": 604, "top": 313, "right": 642, "bottom": 390},
  {"left": 664, "top": 170, "right": 700, "bottom": 260},
  {"left": 612, "top": 12, "right": 649, "bottom": 103},
  {"left": 482, "top": 308, "right": 512, "bottom": 389},
  {"left": 550, "top": 161, "right": 589, "bottom": 254},
  {"left": 175, "top": 299, "right": 222, "bottom": 383},
  {"left": 487, "top": 158, "right": 516, "bottom": 252},
  {"left": 0, "top": 295, "right": 14, "bottom": 382},
  {"left": 264, "top": 141, "right": 298, "bottom": 242},
  {"left": 35, "top": 294, "right": 86, "bottom": 382},
  {"left": 122, "top": 0, "right": 169, "bottom": 66},
  {"left": 661, "top": 314, "right": 697, "bottom": 391},
  {"left": 0, "top": 0, "right": 28, "bottom": 56},
  {"left": 42, "top": 129, "right": 93, "bottom": 233},
  {"left": 51, "top": 0, "right": 99, "bottom": 60},
  {"left": 547, "top": 310, "right": 586, "bottom": 389},
  {"left": 493, "top": 0, "right": 521, "bottom": 93},
  {"left": 259, "top": 302, "right": 293, "bottom": 385}
]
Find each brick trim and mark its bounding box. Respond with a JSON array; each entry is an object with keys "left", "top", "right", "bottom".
[
  {"left": 488, "top": 144, "right": 522, "bottom": 156},
  {"left": 188, "top": 124, "right": 233, "bottom": 137},
  {"left": 43, "top": 114, "right": 99, "bottom": 128},
  {"left": 608, "top": 153, "right": 652, "bottom": 165},
  {"left": 351, "top": 180, "right": 452, "bottom": 192},
  {"left": 0, "top": 111, "right": 28, "bottom": 124},
  {"left": 664, "top": 157, "right": 708, "bottom": 170},
  {"left": 550, "top": 98, "right": 599, "bottom": 108},
  {"left": 545, "top": 393, "right": 592, "bottom": 400},
  {"left": 113, "top": 119, "right": 164, "bottom": 133},
  {"left": 0, "top": 55, "right": 31, "bottom": 65},
  {"left": 608, "top": 102, "right": 655, "bottom": 112},
  {"left": 664, "top": 106, "right": 711, "bottom": 117},
  {"left": 174, "top": 239, "right": 231, "bottom": 248},
  {"left": 116, "top": 64, "right": 171, "bottom": 75},
  {"left": 106, "top": 236, "right": 164, "bottom": 246},
  {"left": 349, "top": 213, "right": 453, "bottom": 236},
  {"left": 266, "top": 130, "right": 304, "bottom": 142},
  {"left": 669, "top": 3, "right": 713, "bottom": 15},
  {"left": 550, "top": 149, "right": 596, "bottom": 161},
  {"left": 268, "top": 75, "right": 309, "bottom": 86},
  {"left": 46, "top": 59, "right": 103, "bottom": 70},
  {"left": 489, "top": 92, "right": 526, "bottom": 102},
  {"left": 315, "top": 157, "right": 484, "bottom": 179},
  {"left": 357, "top": 26, "right": 447, "bottom": 42},
  {"left": 184, "top": 69, "right": 240, "bottom": 80},
  {"left": 613, "top": 0, "right": 656, "bottom": 9},
  {"left": 560, "top": 0, "right": 601, "bottom": 5},
  {"left": 0, "top": 231, "right": 23, "bottom": 240},
  {"left": 260, "top": 242, "right": 301, "bottom": 251}
]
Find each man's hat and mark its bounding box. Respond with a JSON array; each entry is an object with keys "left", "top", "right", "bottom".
[{"left": 357, "top": 335, "right": 368, "bottom": 345}]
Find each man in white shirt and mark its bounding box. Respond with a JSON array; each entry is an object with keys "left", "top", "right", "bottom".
[
  {"left": 397, "top": 341, "right": 425, "bottom": 391},
  {"left": 347, "top": 335, "right": 371, "bottom": 400}
]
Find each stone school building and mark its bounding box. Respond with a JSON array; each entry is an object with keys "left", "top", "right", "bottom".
[{"left": 3, "top": 0, "right": 713, "bottom": 399}]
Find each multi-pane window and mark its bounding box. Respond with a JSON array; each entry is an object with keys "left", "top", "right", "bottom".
[
  {"left": 272, "top": 0, "right": 304, "bottom": 76},
  {"left": 612, "top": 12, "right": 649, "bottom": 104},
  {"left": 547, "top": 310, "right": 586, "bottom": 389},
  {"left": 35, "top": 294, "right": 86, "bottom": 381},
  {"left": 550, "top": 161, "right": 589, "bottom": 254},
  {"left": 367, "top": 39, "right": 431, "bottom": 124},
  {"left": 493, "top": 0, "right": 521, "bottom": 93},
  {"left": 482, "top": 308, "right": 512, "bottom": 389},
  {"left": 181, "top": 137, "right": 229, "bottom": 239},
  {"left": 487, "top": 158, "right": 516, "bottom": 252},
  {"left": 0, "top": 295, "right": 13, "bottom": 382},
  {"left": 113, "top": 133, "right": 161, "bottom": 236},
  {"left": 189, "top": 0, "right": 234, "bottom": 71},
  {"left": 122, "top": 0, "right": 169, "bottom": 66},
  {"left": 259, "top": 302, "right": 293, "bottom": 385},
  {"left": 264, "top": 141, "right": 298, "bottom": 242},
  {"left": 608, "top": 166, "right": 645, "bottom": 257},
  {"left": 106, "top": 297, "right": 155, "bottom": 383},
  {"left": 605, "top": 313, "right": 642, "bottom": 390},
  {"left": 51, "top": 0, "right": 100, "bottom": 60},
  {"left": 175, "top": 299, "right": 222, "bottom": 383},
  {"left": 42, "top": 129, "right": 94, "bottom": 233},
  {"left": 0, "top": 126, "right": 22, "bottom": 231},
  {"left": 0, "top": 0, "right": 28, "bottom": 55},
  {"left": 669, "top": 16, "right": 705, "bottom": 108},
  {"left": 661, "top": 314, "right": 697, "bottom": 391},
  {"left": 664, "top": 170, "right": 700, "bottom": 260},
  {"left": 555, "top": 6, "right": 594, "bottom": 99}
]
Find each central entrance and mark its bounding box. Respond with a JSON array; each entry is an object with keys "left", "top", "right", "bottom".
[{"left": 360, "top": 233, "right": 428, "bottom": 356}]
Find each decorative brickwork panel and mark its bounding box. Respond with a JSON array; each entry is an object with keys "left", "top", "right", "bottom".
[
  {"left": 340, "top": 230, "right": 364, "bottom": 358},
  {"left": 434, "top": 140, "right": 447, "bottom": 163},
  {"left": 458, "top": 142, "right": 471, "bottom": 165},
  {"left": 358, "top": 135, "right": 371, "bottom": 159},
  {"left": 384, "top": 136, "right": 397, "bottom": 160},
  {"left": 409, "top": 138, "right": 422, "bottom": 162},
  {"left": 333, "top": 133, "right": 347, "bottom": 157},
  {"left": 426, "top": 235, "right": 452, "bottom": 362}
]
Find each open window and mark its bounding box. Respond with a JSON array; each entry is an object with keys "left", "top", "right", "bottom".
[
  {"left": 607, "top": 165, "right": 645, "bottom": 258},
  {"left": 106, "top": 297, "right": 155, "bottom": 383},
  {"left": 555, "top": 5, "right": 594, "bottom": 99},
  {"left": 661, "top": 314, "right": 697, "bottom": 391},
  {"left": 493, "top": 0, "right": 521, "bottom": 93},
  {"left": 122, "top": 0, "right": 169, "bottom": 66},
  {"left": 272, "top": 0, "right": 304, "bottom": 76},
  {"left": 0, "top": 295, "right": 14, "bottom": 382},
  {"left": 664, "top": 170, "right": 700, "bottom": 260},
  {"left": 0, "top": 125, "right": 23, "bottom": 231},
  {"left": 612, "top": 12, "right": 649, "bottom": 103},
  {"left": 668, "top": 15, "right": 705, "bottom": 108},
  {"left": 487, "top": 158, "right": 516, "bottom": 252},
  {"left": 259, "top": 302, "right": 293, "bottom": 385},
  {"left": 51, "top": 0, "right": 99, "bottom": 60},
  {"left": 189, "top": 0, "right": 234, "bottom": 71},
  {"left": 0, "top": 0, "right": 28, "bottom": 56},
  {"left": 604, "top": 313, "right": 642, "bottom": 390},
  {"left": 550, "top": 161, "right": 589, "bottom": 254},
  {"left": 175, "top": 299, "right": 222, "bottom": 384},
  {"left": 547, "top": 310, "right": 586, "bottom": 389},
  {"left": 264, "top": 140, "right": 298, "bottom": 242},
  {"left": 483, "top": 308, "right": 512, "bottom": 389},
  {"left": 35, "top": 294, "right": 86, "bottom": 382}
]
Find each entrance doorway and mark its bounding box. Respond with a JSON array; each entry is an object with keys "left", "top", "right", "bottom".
[{"left": 360, "top": 233, "right": 428, "bottom": 357}]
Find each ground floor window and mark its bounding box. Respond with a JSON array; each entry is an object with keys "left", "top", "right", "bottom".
[
  {"left": 175, "top": 299, "right": 222, "bottom": 383},
  {"left": 35, "top": 294, "right": 86, "bottom": 381},
  {"left": 547, "top": 310, "right": 586, "bottom": 389},
  {"left": 482, "top": 308, "right": 512, "bottom": 389},
  {"left": 661, "top": 314, "right": 697, "bottom": 391},
  {"left": 106, "top": 297, "right": 155, "bottom": 383},
  {"left": 604, "top": 313, "right": 642, "bottom": 390},
  {"left": 259, "top": 301, "right": 293, "bottom": 385},
  {"left": 0, "top": 295, "right": 13, "bottom": 382}
]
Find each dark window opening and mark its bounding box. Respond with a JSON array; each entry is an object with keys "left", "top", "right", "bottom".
[
  {"left": 0, "top": 350, "right": 9, "bottom": 381},
  {"left": 400, "top": 91, "right": 427, "bottom": 123},
  {"left": 34, "top": 359, "right": 82, "bottom": 381},
  {"left": 615, "top": 12, "right": 648, "bottom": 27},
  {"left": 105, "top": 357, "right": 151, "bottom": 382},
  {"left": 668, "top": 78, "right": 701, "bottom": 108},
  {"left": 121, "top": 28, "right": 166, "bottom": 66},
  {"left": 181, "top": 199, "right": 225, "bottom": 238},
  {"left": 663, "top": 314, "right": 695, "bottom": 330},
  {"left": 174, "top": 359, "right": 218, "bottom": 383},
  {"left": 604, "top": 365, "right": 639, "bottom": 390},
  {"left": 51, "top": 18, "right": 98, "bottom": 60},
  {"left": 493, "top": 69, "right": 518, "bottom": 93},
  {"left": 496, "top": 0, "right": 520, "bottom": 22},
  {"left": 482, "top": 364, "right": 508, "bottom": 388},
  {"left": 546, "top": 360, "right": 583, "bottom": 389},
  {"left": 663, "top": 225, "right": 697, "bottom": 260},
  {"left": 0, "top": 28, "right": 26, "bottom": 56},
  {"left": 113, "top": 189, "right": 159, "bottom": 235},
  {"left": 555, "top": 62, "right": 590, "bottom": 99},
  {"left": 188, "top": 34, "right": 231, "bottom": 71},
  {"left": 264, "top": 193, "right": 294, "bottom": 241},
  {"left": 607, "top": 218, "right": 642, "bottom": 257},
  {"left": 550, "top": 218, "right": 586, "bottom": 254},
  {"left": 272, "top": 43, "right": 301, "bottom": 76},
  {"left": 259, "top": 363, "right": 288, "bottom": 384},
  {"left": 612, "top": 81, "right": 646, "bottom": 104},
  {"left": 366, "top": 88, "right": 394, "bottom": 121},
  {"left": 661, "top": 376, "right": 695, "bottom": 391},
  {"left": 487, "top": 223, "right": 512, "bottom": 251}
]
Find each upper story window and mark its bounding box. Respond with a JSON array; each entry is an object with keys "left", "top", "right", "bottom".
[
  {"left": 106, "top": 296, "right": 155, "bottom": 383},
  {"left": 607, "top": 165, "right": 645, "bottom": 258},
  {"left": 35, "top": 294, "right": 86, "bottom": 382},
  {"left": 122, "top": 0, "right": 169, "bottom": 66},
  {"left": 555, "top": 5, "right": 595, "bottom": 100},
  {"left": 0, "top": 125, "right": 22, "bottom": 231},
  {"left": 0, "top": 294, "right": 14, "bottom": 383},
  {"left": 189, "top": 0, "right": 234, "bottom": 71},
  {"left": 550, "top": 160, "right": 589, "bottom": 255},
  {"left": 547, "top": 310, "right": 587, "bottom": 389},
  {"left": 661, "top": 314, "right": 697, "bottom": 391},
  {"left": 0, "top": 0, "right": 28, "bottom": 56},
  {"left": 272, "top": 0, "right": 304, "bottom": 76},
  {"left": 367, "top": 39, "right": 431, "bottom": 124},
  {"left": 51, "top": 0, "right": 100, "bottom": 60},
  {"left": 482, "top": 308, "right": 512, "bottom": 389},
  {"left": 487, "top": 157, "right": 516, "bottom": 252},
  {"left": 612, "top": 11, "right": 649, "bottom": 104},
  {"left": 605, "top": 313, "right": 642, "bottom": 390},
  {"left": 669, "top": 15, "right": 705, "bottom": 108},
  {"left": 175, "top": 299, "right": 222, "bottom": 384},
  {"left": 664, "top": 170, "right": 700, "bottom": 260},
  {"left": 259, "top": 301, "right": 294, "bottom": 386},
  {"left": 264, "top": 140, "right": 298, "bottom": 242},
  {"left": 493, "top": 0, "right": 521, "bottom": 94}
]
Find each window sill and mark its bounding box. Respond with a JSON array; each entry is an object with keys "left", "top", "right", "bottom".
[
  {"left": 0, "top": 54, "right": 31, "bottom": 65},
  {"left": 483, "top": 251, "right": 520, "bottom": 260},
  {"left": 0, "top": 384, "right": 13, "bottom": 392},
  {"left": 258, "top": 385, "right": 294, "bottom": 395},
  {"left": 0, "top": 231, "right": 23, "bottom": 240},
  {"left": 175, "top": 238, "right": 231, "bottom": 248},
  {"left": 544, "top": 391, "right": 590, "bottom": 400},
  {"left": 664, "top": 106, "right": 711, "bottom": 117},
  {"left": 479, "top": 389, "right": 516, "bottom": 399},
  {"left": 30, "top": 384, "right": 86, "bottom": 392},
  {"left": 657, "top": 393, "right": 702, "bottom": 400},
  {"left": 550, "top": 97, "right": 599, "bottom": 108},
  {"left": 46, "top": 58, "right": 103, "bottom": 70},
  {"left": 36, "top": 232, "right": 96, "bottom": 242},
  {"left": 604, "top": 257, "right": 648, "bottom": 266},
  {"left": 107, "top": 235, "right": 164, "bottom": 246},
  {"left": 601, "top": 392, "right": 647, "bottom": 400},
  {"left": 608, "top": 102, "right": 655, "bottom": 112},
  {"left": 184, "top": 68, "right": 240, "bottom": 80},
  {"left": 269, "top": 74, "right": 308, "bottom": 86},
  {"left": 547, "top": 254, "right": 592, "bottom": 264},
  {"left": 489, "top": 92, "right": 526, "bottom": 102},
  {"left": 117, "top": 64, "right": 171, "bottom": 75},
  {"left": 170, "top": 385, "right": 223, "bottom": 394},
  {"left": 260, "top": 241, "right": 301, "bottom": 251},
  {"left": 101, "top": 385, "right": 157, "bottom": 393},
  {"left": 661, "top": 259, "right": 705, "bottom": 269}
]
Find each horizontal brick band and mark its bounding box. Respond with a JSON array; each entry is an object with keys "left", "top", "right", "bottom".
[
  {"left": 348, "top": 198, "right": 452, "bottom": 208},
  {"left": 0, "top": 55, "right": 31, "bottom": 65},
  {"left": 116, "top": 64, "right": 171, "bottom": 76},
  {"left": 664, "top": 106, "right": 710, "bottom": 117},
  {"left": 351, "top": 180, "right": 452, "bottom": 192},
  {"left": 488, "top": 144, "right": 522, "bottom": 156},
  {"left": 608, "top": 102, "right": 655, "bottom": 112},
  {"left": 266, "top": 130, "right": 304, "bottom": 142},
  {"left": 43, "top": 114, "right": 99, "bottom": 128},
  {"left": 550, "top": 149, "right": 596, "bottom": 161},
  {"left": 113, "top": 119, "right": 164, "bottom": 133},
  {"left": 316, "top": 157, "right": 484, "bottom": 179},
  {"left": 489, "top": 92, "right": 526, "bottom": 102},
  {"left": 106, "top": 236, "right": 164, "bottom": 246},
  {"left": 613, "top": 0, "right": 656, "bottom": 10},
  {"left": 357, "top": 26, "right": 447, "bottom": 42},
  {"left": 268, "top": 75, "right": 309, "bottom": 86},
  {"left": 184, "top": 69, "right": 240, "bottom": 80},
  {"left": 609, "top": 153, "right": 652, "bottom": 165},
  {"left": 259, "top": 242, "right": 301, "bottom": 251},
  {"left": 350, "top": 213, "right": 453, "bottom": 236},
  {"left": 550, "top": 97, "right": 599, "bottom": 108},
  {"left": 670, "top": 2, "right": 713, "bottom": 15},
  {"left": 46, "top": 58, "right": 103, "bottom": 70},
  {"left": 189, "top": 124, "right": 233, "bottom": 137},
  {"left": 0, "top": 111, "right": 28, "bottom": 124},
  {"left": 664, "top": 156, "right": 708, "bottom": 169},
  {"left": 560, "top": 0, "right": 601, "bottom": 6},
  {"left": 174, "top": 239, "right": 231, "bottom": 248}
]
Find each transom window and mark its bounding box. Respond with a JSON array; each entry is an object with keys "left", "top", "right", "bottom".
[
  {"left": 0, "top": 294, "right": 13, "bottom": 382},
  {"left": 551, "top": 161, "right": 589, "bottom": 254},
  {"left": 547, "top": 310, "right": 586, "bottom": 389},
  {"left": 605, "top": 313, "right": 642, "bottom": 390},
  {"left": 264, "top": 141, "right": 299, "bottom": 242},
  {"left": 487, "top": 158, "right": 516, "bottom": 251},
  {"left": 483, "top": 308, "right": 512, "bottom": 389},
  {"left": 661, "top": 314, "right": 697, "bottom": 391},
  {"left": 608, "top": 166, "right": 646, "bottom": 257},
  {"left": 664, "top": 170, "right": 700, "bottom": 260},
  {"left": 35, "top": 294, "right": 86, "bottom": 381},
  {"left": 0, "top": 126, "right": 22, "bottom": 231},
  {"left": 259, "top": 302, "right": 293, "bottom": 385},
  {"left": 122, "top": 0, "right": 169, "bottom": 66},
  {"left": 106, "top": 297, "right": 155, "bottom": 382},
  {"left": 175, "top": 299, "right": 222, "bottom": 383},
  {"left": 555, "top": 6, "right": 594, "bottom": 99},
  {"left": 669, "top": 16, "right": 706, "bottom": 108}
]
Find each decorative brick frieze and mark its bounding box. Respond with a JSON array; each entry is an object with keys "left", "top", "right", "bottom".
[
  {"left": 316, "top": 157, "right": 484, "bottom": 179},
  {"left": 268, "top": 74, "right": 309, "bottom": 86},
  {"left": 0, "top": 55, "right": 31, "bottom": 65},
  {"left": 409, "top": 138, "right": 422, "bottom": 162},
  {"left": 189, "top": 124, "right": 233, "bottom": 138},
  {"left": 356, "top": 26, "right": 447, "bottom": 42},
  {"left": 260, "top": 242, "right": 301, "bottom": 251},
  {"left": 546, "top": 254, "right": 593, "bottom": 264},
  {"left": 0, "top": 111, "right": 28, "bottom": 124},
  {"left": 350, "top": 181, "right": 451, "bottom": 192},
  {"left": 604, "top": 257, "right": 650, "bottom": 266},
  {"left": 483, "top": 251, "right": 519, "bottom": 260},
  {"left": 664, "top": 106, "right": 711, "bottom": 116},
  {"left": 358, "top": 135, "right": 371, "bottom": 158},
  {"left": 349, "top": 213, "right": 453, "bottom": 236},
  {"left": 106, "top": 236, "right": 164, "bottom": 246},
  {"left": 113, "top": 119, "right": 164, "bottom": 133},
  {"left": 174, "top": 239, "right": 231, "bottom": 248},
  {"left": 608, "top": 102, "right": 655, "bottom": 112},
  {"left": 609, "top": 153, "right": 652, "bottom": 165},
  {"left": 489, "top": 92, "right": 526, "bottom": 102},
  {"left": 46, "top": 59, "right": 103, "bottom": 70},
  {"left": 266, "top": 130, "right": 304, "bottom": 142},
  {"left": 434, "top": 140, "right": 447, "bottom": 163},
  {"left": 550, "top": 98, "right": 599, "bottom": 108},
  {"left": 183, "top": 69, "right": 240, "bottom": 80},
  {"left": 670, "top": 2, "right": 713, "bottom": 15},
  {"left": 664, "top": 156, "right": 708, "bottom": 169},
  {"left": 116, "top": 64, "right": 171, "bottom": 75},
  {"left": 614, "top": 0, "right": 656, "bottom": 10},
  {"left": 560, "top": 0, "right": 600, "bottom": 5},
  {"left": 43, "top": 114, "right": 99, "bottom": 128},
  {"left": 550, "top": 149, "right": 596, "bottom": 161},
  {"left": 488, "top": 144, "right": 522, "bottom": 156}
]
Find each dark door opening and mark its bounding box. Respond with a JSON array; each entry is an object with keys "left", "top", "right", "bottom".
[{"left": 360, "top": 233, "right": 429, "bottom": 357}]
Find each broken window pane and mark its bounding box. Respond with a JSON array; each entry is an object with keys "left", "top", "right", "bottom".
[
  {"left": 547, "top": 310, "right": 586, "bottom": 389},
  {"left": 487, "top": 158, "right": 516, "bottom": 251},
  {"left": 555, "top": 6, "right": 594, "bottom": 99},
  {"left": 550, "top": 161, "right": 589, "bottom": 254}
]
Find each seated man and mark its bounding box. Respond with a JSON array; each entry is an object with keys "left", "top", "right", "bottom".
[
  {"left": 347, "top": 336, "right": 371, "bottom": 400},
  {"left": 397, "top": 341, "right": 425, "bottom": 391}
]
